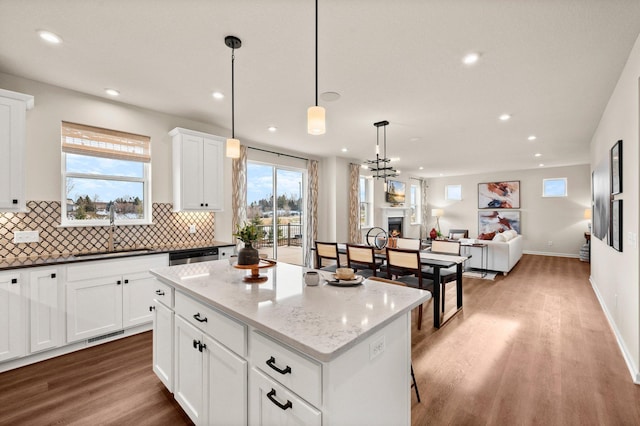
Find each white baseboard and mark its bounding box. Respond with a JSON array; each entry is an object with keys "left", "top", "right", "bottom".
[
  {"left": 589, "top": 276, "right": 640, "bottom": 384},
  {"left": 523, "top": 250, "right": 579, "bottom": 258},
  {"left": 0, "top": 323, "right": 152, "bottom": 374}
]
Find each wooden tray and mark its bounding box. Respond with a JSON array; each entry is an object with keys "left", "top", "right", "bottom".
[{"left": 233, "top": 259, "right": 277, "bottom": 283}]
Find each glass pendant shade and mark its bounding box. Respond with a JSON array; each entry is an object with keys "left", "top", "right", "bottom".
[
  {"left": 307, "top": 105, "right": 326, "bottom": 135},
  {"left": 226, "top": 138, "right": 240, "bottom": 159}
]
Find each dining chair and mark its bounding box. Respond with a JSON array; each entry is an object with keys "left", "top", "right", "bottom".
[
  {"left": 314, "top": 241, "right": 341, "bottom": 272},
  {"left": 396, "top": 237, "right": 421, "bottom": 250},
  {"left": 346, "top": 244, "right": 383, "bottom": 278},
  {"left": 367, "top": 275, "right": 424, "bottom": 402},
  {"left": 425, "top": 240, "right": 461, "bottom": 312},
  {"left": 385, "top": 247, "right": 434, "bottom": 330},
  {"left": 447, "top": 229, "right": 469, "bottom": 240}
]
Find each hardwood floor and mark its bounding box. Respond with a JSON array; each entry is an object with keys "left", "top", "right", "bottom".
[{"left": 1, "top": 254, "right": 639, "bottom": 425}]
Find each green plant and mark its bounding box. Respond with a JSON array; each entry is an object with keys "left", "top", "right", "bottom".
[{"left": 233, "top": 221, "right": 263, "bottom": 243}]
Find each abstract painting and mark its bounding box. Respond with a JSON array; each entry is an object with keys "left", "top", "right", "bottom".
[
  {"left": 478, "top": 181, "right": 520, "bottom": 209},
  {"left": 592, "top": 159, "right": 609, "bottom": 241},
  {"left": 478, "top": 210, "right": 521, "bottom": 234}
]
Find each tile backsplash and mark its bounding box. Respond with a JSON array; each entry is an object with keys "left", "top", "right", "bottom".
[{"left": 0, "top": 201, "right": 217, "bottom": 258}]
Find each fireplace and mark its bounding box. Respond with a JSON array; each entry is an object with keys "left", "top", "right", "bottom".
[{"left": 388, "top": 217, "right": 403, "bottom": 237}]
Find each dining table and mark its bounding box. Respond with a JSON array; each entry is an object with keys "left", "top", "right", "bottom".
[{"left": 335, "top": 243, "right": 469, "bottom": 328}]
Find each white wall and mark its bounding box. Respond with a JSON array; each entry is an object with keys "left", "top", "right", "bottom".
[
  {"left": 426, "top": 165, "right": 591, "bottom": 256},
  {"left": 317, "top": 156, "right": 350, "bottom": 241},
  {"left": 589, "top": 34, "right": 640, "bottom": 383}
]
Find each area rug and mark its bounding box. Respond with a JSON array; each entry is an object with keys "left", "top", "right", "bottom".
[{"left": 463, "top": 270, "right": 497, "bottom": 281}]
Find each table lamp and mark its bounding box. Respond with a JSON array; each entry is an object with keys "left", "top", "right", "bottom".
[
  {"left": 431, "top": 208, "right": 444, "bottom": 235},
  {"left": 584, "top": 208, "right": 592, "bottom": 232}
]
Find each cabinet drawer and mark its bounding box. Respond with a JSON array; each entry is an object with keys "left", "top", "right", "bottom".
[
  {"left": 250, "top": 367, "right": 321, "bottom": 426},
  {"left": 175, "top": 291, "right": 246, "bottom": 356},
  {"left": 152, "top": 281, "right": 173, "bottom": 308},
  {"left": 250, "top": 330, "right": 322, "bottom": 407}
]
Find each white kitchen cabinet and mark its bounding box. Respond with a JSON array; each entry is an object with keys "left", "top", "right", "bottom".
[
  {"left": 218, "top": 245, "right": 236, "bottom": 260},
  {"left": 170, "top": 127, "right": 224, "bottom": 212},
  {"left": 174, "top": 315, "right": 205, "bottom": 423},
  {"left": 0, "top": 270, "right": 26, "bottom": 362},
  {"left": 65, "top": 254, "right": 168, "bottom": 343},
  {"left": 0, "top": 89, "right": 33, "bottom": 211},
  {"left": 29, "top": 268, "right": 63, "bottom": 353},
  {"left": 153, "top": 295, "right": 174, "bottom": 392}
]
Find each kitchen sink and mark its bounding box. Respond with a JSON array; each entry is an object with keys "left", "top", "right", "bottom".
[{"left": 72, "top": 248, "right": 154, "bottom": 258}]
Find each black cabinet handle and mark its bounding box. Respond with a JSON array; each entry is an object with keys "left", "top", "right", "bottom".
[
  {"left": 155, "top": 290, "right": 165, "bottom": 296},
  {"left": 12, "top": 199, "right": 18, "bottom": 204},
  {"left": 266, "top": 389, "right": 292, "bottom": 411},
  {"left": 193, "top": 313, "right": 208, "bottom": 323},
  {"left": 11, "top": 278, "right": 17, "bottom": 284},
  {"left": 198, "top": 342, "right": 207, "bottom": 352},
  {"left": 117, "top": 280, "right": 122, "bottom": 285},
  {"left": 266, "top": 356, "right": 292, "bottom": 375},
  {"left": 149, "top": 306, "right": 155, "bottom": 312},
  {"left": 50, "top": 273, "right": 56, "bottom": 279},
  {"left": 200, "top": 203, "right": 204, "bottom": 207},
  {"left": 193, "top": 339, "right": 199, "bottom": 349},
  {"left": 124, "top": 279, "right": 129, "bottom": 284},
  {"left": 204, "top": 203, "right": 208, "bottom": 207}
]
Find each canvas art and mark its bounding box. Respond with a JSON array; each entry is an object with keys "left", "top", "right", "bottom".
[
  {"left": 592, "top": 159, "right": 609, "bottom": 241},
  {"left": 478, "top": 181, "right": 520, "bottom": 209},
  {"left": 385, "top": 180, "right": 405, "bottom": 204},
  {"left": 478, "top": 210, "right": 521, "bottom": 234}
]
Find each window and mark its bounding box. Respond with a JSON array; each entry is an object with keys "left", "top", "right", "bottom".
[
  {"left": 359, "top": 176, "right": 373, "bottom": 228},
  {"left": 542, "top": 178, "right": 567, "bottom": 197},
  {"left": 61, "top": 121, "right": 151, "bottom": 225},
  {"left": 410, "top": 182, "right": 421, "bottom": 224},
  {"left": 446, "top": 184, "right": 462, "bottom": 200}
]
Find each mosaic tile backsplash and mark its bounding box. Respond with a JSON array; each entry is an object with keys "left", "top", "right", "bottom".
[{"left": 0, "top": 201, "right": 217, "bottom": 258}]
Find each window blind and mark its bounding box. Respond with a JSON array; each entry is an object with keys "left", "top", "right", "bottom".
[{"left": 61, "top": 121, "right": 151, "bottom": 163}]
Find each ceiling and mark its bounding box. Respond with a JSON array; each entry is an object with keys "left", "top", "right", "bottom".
[{"left": 1, "top": 0, "right": 639, "bottom": 178}]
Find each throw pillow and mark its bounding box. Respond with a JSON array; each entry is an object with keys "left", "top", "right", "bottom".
[
  {"left": 493, "top": 232, "right": 507, "bottom": 242},
  {"left": 449, "top": 232, "right": 465, "bottom": 240},
  {"left": 478, "top": 232, "right": 496, "bottom": 240}
]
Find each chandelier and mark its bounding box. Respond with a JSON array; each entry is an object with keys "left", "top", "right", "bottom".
[{"left": 364, "top": 120, "right": 397, "bottom": 180}]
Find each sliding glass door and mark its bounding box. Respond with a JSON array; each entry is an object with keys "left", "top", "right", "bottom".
[{"left": 247, "top": 162, "right": 305, "bottom": 265}]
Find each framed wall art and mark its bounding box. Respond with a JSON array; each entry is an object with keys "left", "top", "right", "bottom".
[
  {"left": 611, "top": 139, "right": 622, "bottom": 195},
  {"left": 478, "top": 210, "right": 521, "bottom": 234},
  {"left": 610, "top": 199, "right": 622, "bottom": 252},
  {"left": 478, "top": 181, "right": 520, "bottom": 209},
  {"left": 592, "top": 159, "right": 610, "bottom": 241}
]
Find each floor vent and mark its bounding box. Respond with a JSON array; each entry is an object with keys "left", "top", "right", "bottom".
[{"left": 88, "top": 329, "right": 124, "bottom": 343}]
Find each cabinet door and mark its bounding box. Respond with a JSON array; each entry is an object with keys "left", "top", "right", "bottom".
[
  {"left": 0, "top": 271, "right": 25, "bottom": 362},
  {"left": 202, "top": 137, "right": 223, "bottom": 211},
  {"left": 153, "top": 301, "right": 174, "bottom": 392},
  {"left": 174, "top": 315, "right": 204, "bottom": 424},
  {"left": 29, "top": 268, "right": 61, "bottom": 353},
  {"left": 122, "top": 271, "right": 155, "bottom": 328},
  {"left": 66, "top": 276, "right": 123, "bottom": 343},
  {"left": 204, "top": 334, "right": 247, "bottom": 426},
  {"left": 180, "top": 134, "right": 205, "bottom": 210},
  {"left": 249, "top": 368, "right": 321, "bottom": 426},
  {"left": 0, "top": 95, "right": 27, "bottom": 210}
]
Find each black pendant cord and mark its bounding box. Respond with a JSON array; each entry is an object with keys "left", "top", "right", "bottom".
[
  {"left": 315, "top": 0, "right": 318, "bottom": 107},
  {"left": 231, "top": 48, "right": 235, "bottom": 139}
]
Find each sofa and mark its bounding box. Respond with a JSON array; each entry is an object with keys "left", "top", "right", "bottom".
[{"left": 460, "top": 231, "right": 523, "bottom": 275}]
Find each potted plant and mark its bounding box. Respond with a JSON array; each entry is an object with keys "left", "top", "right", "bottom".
[{"left": 233, "top": 221, "right": 263, "bottom": 265}]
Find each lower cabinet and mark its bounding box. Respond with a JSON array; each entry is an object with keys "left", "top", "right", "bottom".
[
  {"left": 0, "top": 270, "right": 25, "bottom": 362},
  {"left": 29, "top": 268, "right": 62, "bottom": 353},
  {"left": 173, "top": 315, "right": 247, "bottom": 426},
  {"left": 153, "top": 300, "right": 174, "bottom": 392}
]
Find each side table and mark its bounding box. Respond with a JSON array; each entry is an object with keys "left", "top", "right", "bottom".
[
  {"left": 580, "top": 232, "right": 591, "bottom": 263},
  {"left": 461, "top": 243, "right": 488, "bottom": 277}
]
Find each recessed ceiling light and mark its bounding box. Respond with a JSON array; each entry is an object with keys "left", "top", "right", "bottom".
[
  {"left": 37, "top": 30, "right": 63, "bottom": 44},
  {"left": 389, "top": 157, "right": 400, "bottom": 162},
  {"left": 320, "top": 91, "right": 341, "bottom": 102},
  {"left": 528, "top": 135, "right": 537, "bottom": 141},
  {"left": 104, "top": 88, "right": 120, "bottom": 96},
  {"left": 341, "top": 148, "right": 348, "bottom": 152},
  {"left": 539, "top": 163, "right": 545, "bottom": 167},
  {"left": 439, "top": 173, "right": 444, "bottom": 177},
  {"left": 418, "top": 166, "right": 424, "bottom": 170},
  {"left": 361, "top": 164, "right": 369, "bottom": 169},
  {"left": 396, "top": 170, "right": 401, "bottom": 174},
  {"left": 534, "top": 153, "right": 542, "bottom": 157},
  {"left": 268, "top": 126, "right": 277, "bottom": 132},
  {"left": 462, "top": 52, "right": 480, "bottom": 65},
  {"left": 499, "top": 114, "right": 511, "bottom": 121},
  {"left": 212, "top": 91, "right": 224, "bottom": 99}
]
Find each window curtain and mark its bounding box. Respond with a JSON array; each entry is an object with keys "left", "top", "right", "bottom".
[
  {"left": 348, "top": 163, "right": 362, "bottom": 244},
  {"left": 232, "top": 145, "right": 247, "bottom": 235},
  {"left": 420, "top": 179, "right": 429, "bottom": 240},
  {"left": 304, "top": 160, "right": 319, "bottom": 267}
]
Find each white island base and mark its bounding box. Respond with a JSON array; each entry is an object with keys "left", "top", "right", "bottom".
[{"left": 150, "top": 260, "right": 428, "bottom": 426}]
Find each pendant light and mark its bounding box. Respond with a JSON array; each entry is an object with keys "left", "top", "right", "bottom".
[
  {"left": 307, "top": 0, "right": 326, "bottom": 135},
  {"left": 364, "top": 120, "right": 397, "bottom": 182},
  {"left": 225, "top": 35, "right": 241, "bottom": 158}
]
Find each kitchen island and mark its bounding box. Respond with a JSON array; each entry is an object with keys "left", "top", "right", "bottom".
[{"left": 150, "top": 260, "right": 430, "bottom": 425}]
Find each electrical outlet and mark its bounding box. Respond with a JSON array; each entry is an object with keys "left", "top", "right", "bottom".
[
  {"left": 14, "top": 230, "right": 40, "bottom": 243},
  {"left": 189, "top": 224, "right": 196, "bottom": 234},
  {"left": 370, "top": 336, "right": 385, "bottom": 360}
]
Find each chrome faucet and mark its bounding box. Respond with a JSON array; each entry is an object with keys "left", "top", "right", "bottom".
[{"left": 108, "top": 202, "right": 117, "bottom": 252}]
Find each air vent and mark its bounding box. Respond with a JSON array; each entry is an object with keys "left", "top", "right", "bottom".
[{"left": 88, "top": 329, "right": 124, "bottom": 343}]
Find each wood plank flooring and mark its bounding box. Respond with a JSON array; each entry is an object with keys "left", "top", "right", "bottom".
[{"left": 1, "top": 254, "right": 639, "bottom": 425}]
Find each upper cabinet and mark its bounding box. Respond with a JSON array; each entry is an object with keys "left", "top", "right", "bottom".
[
  {"left": 0, "top": 89, "right": 34, "bottom": 212},
  {"left": 170, "top": 127, "right": 224, "bottom": 212}
]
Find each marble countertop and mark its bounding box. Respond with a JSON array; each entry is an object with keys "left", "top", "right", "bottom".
[
  {"left": 0, "top": 241, "right": 236, "bottom": 270},
  {"left": 150, "top": 260, "right": 431, "bottom": 362}
]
